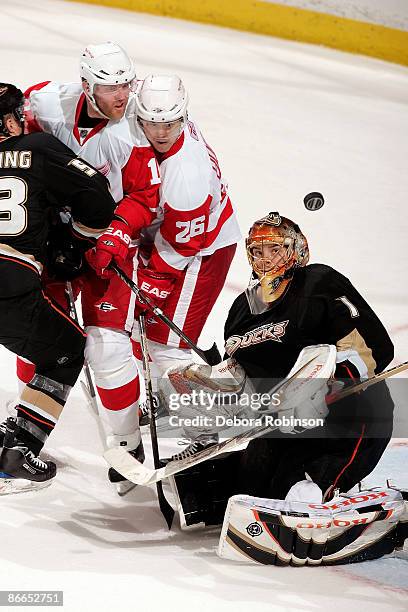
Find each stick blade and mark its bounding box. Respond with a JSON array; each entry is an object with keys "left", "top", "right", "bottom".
[{"left": 104, "top": 447, "right": 159, "bottom": 486}]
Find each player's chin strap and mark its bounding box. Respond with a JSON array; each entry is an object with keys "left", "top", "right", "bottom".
[
  {"left": 109, "top": 262, "right": 220, "bottom": 365},
  {"left": 218, "top": 487, "right": 408, "bottom": 566}
]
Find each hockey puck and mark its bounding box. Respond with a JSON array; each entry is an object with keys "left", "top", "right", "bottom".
[{"left": 304, "top": 192, "right": 324, "bottom": 211}]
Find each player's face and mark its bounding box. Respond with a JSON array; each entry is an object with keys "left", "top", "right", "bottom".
[
  {"left": 93, "top": 83, "right": 131, "bottom": 120},
  {"left": 140, "top": 119, "right": 183, "bottom": 153},
  {"left": 251, "top": 243, "right": 289, "bottom": 273},
  {"left": 3, "top": 113, "right": 23, "bottom": 137}
]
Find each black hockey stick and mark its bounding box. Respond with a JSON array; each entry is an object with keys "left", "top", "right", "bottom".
[
  {"left": 138, "top": 313, "right": 175, "bottom": 529},
  {"left": 110, "top": 262, "right": 219, "bottom": 365},
  {"left": 326, "top": 360, "right": 408, "bottom": 403}
]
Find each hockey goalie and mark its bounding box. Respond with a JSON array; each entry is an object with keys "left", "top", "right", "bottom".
[{"left": 107, "top": 211, "right": 407, "bottom": 565}]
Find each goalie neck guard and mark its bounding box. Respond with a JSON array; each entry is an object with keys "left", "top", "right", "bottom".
[{"left": 245, "top": 212, "right": 309, "bottom": 310}]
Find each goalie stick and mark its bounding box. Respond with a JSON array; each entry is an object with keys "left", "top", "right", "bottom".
[
  {"left": 138, "top": 314, "right": 175, "bottom": 528},
  {"left": 104, "top": 359, "right": 408, "bottom": 487}
]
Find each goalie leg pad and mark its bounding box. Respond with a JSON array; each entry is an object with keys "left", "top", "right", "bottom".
[{"left": 217, "top": 487, "right": 407, "bottom": 566}]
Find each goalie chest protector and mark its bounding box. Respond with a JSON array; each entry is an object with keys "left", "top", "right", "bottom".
[{"left": 224, "top": 264, "right": 393, "bottom": 388}]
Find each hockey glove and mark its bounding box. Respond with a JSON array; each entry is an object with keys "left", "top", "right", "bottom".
[
  {"left": 134, "top": 268, "right": 175, "bottom": 316},
  {"left": 86, "top": 219, "right": 131, "bottom": 278},
  {"left": 274, "top": 344, "right": 336, "bottom": 433}
]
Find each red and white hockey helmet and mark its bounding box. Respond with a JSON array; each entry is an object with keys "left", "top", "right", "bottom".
[
  {"left": 135, "top": 74, "right": 189, "bottom": 123},
  {"left": 80, "top": 42, "right": 136, "bottom": 113}
]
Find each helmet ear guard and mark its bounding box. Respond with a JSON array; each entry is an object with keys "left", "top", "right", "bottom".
[{"left": 246, "top": 211, "right": 309, "bottom": 304}]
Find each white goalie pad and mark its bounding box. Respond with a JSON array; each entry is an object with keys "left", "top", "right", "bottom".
[
  {"left": 272, "top": 344, "right": 337, "bottom": 432},
  {"left": 217, "top": 488, "right": 407, "bottom": 566}
]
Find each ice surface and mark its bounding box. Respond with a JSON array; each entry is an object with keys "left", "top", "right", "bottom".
[{"left": 0, "top": 1, "right": 407, "bottom": 610}]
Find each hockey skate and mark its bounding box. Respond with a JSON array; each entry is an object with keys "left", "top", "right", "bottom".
[
  {"left": 0, "top": 418, "right": 8, "bottom": 447},
  {"left": 0, "top": 418, "right": 56, "bottom": 495},
  {"left": 107, "top": 431, "right": 145, "bottom": 496},
  {"left": 162, "top": 434, "right": 219, "bottom": 466}
]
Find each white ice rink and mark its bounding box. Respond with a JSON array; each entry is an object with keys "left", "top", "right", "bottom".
[{"left": 0, "top": 0, "right": 408, "bottom": 610}]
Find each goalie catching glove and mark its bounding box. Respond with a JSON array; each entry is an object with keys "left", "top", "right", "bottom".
[
  {"left": 158, "top": 358, "right": 250, "bottom": 423},
  {"left": 86, "top": 218, "right": 131, "bottom": 278}
]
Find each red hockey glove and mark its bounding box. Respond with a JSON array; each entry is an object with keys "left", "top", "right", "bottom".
[
  {"left": 135, "top": 268, "right": 175, "bottom": 316},
  {"left": 86, "top": 220, "right": 131, "bottom": 278}
]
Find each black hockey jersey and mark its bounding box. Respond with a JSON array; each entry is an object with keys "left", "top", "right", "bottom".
[
  {"left": 224, "top": 264, "right": 394, "bottom": 389},
  {"left": 0, "top": 132, "right": 115, "bottom": 263}
]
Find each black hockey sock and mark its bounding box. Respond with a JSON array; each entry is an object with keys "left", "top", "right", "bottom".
[
  {"left": 15, "top": 405, "right": 55, "bottom": 456},
  {"left": 15, "top": 373, "right": 72, "bottom": 455}
]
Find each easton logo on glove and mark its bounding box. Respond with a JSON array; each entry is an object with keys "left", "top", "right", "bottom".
[
  {"left": 105, "top": 226, "right": 131, "bottom": 245},
  {"left": 85, "top": 219, "right": 132, "bottom": 278}
]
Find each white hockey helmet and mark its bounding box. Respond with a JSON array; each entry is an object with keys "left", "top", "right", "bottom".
[
  {"left": 80, "top": 42, "right": 136, "bottom": 113},
  {"left": 136, "top": 74, "right": 189, "bottom": 123}
]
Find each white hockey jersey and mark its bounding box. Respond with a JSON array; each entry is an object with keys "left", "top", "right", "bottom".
[
  {"left": 146, "top": 118, "right": 241, "bottom": 275},
  {"left": 25, "top": 81, "right": 159, "bottom": 226}
]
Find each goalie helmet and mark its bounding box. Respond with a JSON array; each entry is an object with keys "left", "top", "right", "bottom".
[
  {"left": 246, "top": 212, "right": 309, "bottom": 304},
  {"left": 79, "top": 42, "right": 136, "bottom": 116},
  {"left": 0, "top": 83, "right": 25, "bottom": 137},
  {"left": 135, "top": 74, "right": 189, "bottom": 123}
]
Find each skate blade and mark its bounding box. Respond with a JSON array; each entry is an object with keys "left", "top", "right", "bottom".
[
  {"left": 6, "top": 397, "right": 19, "bottom": 416},
  {"left": 0, "top": 476, "right": 52, "bottom": 496},
  {"left": 115, "top": 480, "right": 137, "bottom": 497}
]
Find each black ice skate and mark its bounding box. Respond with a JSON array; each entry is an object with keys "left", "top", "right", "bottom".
[
  {"left": 0, "top": 418, "right": 8, "bottom": 447},
  {"left": 162, "top": 434, "right": 219, "bottom": 465},
  {"left": 0, "top": 418, "right": 56, "bottom": 494}
]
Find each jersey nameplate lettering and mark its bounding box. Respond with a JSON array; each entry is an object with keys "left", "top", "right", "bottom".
[{"left": 0, "top": 151, "right": 32, "bottom": 169}]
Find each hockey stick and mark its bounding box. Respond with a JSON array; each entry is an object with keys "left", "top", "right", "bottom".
[
  {"left": 103, "top": 354, "right": 319, "bottom": 486},
  {"left": 110, "top": 262, "right": 218, "bottom": 365},
  {"left": 326, "top": 360, "right": 408, "bottom": 403},
  {"left": 104, "top": 358, "right": 408, "bottom": 487},
  {"left": 65, "top": 282, "right": 107, "bottom": 450},
  {"left": 138, "top": 314, "right": 175, "bottom": 528}
]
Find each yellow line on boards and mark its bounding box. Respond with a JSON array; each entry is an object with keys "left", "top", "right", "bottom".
[{"left": 68, "top": 0, "right": 408, "bottom": 66}]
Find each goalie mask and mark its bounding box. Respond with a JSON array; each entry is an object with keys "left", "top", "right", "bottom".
[
  {"left": 246, "top": 212, "right": 309, "bottom": 307},
  {"left": 0, "top": 83, "right": 25, "bottom": 138}
]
